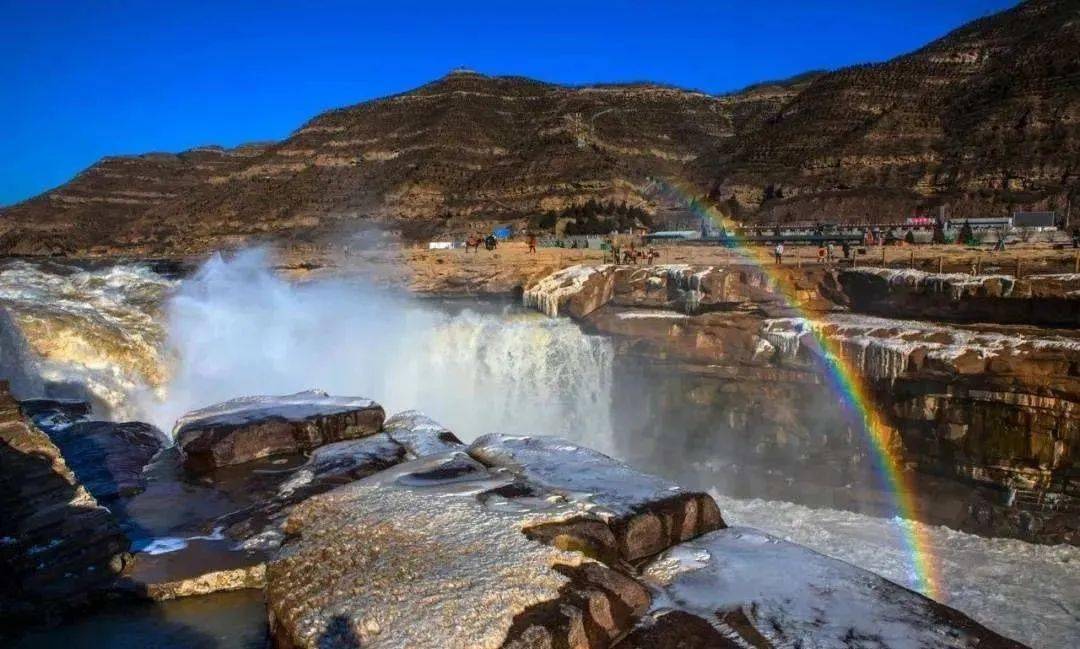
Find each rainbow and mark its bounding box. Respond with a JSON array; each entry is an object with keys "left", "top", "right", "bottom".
[{"left": 651, "top": 179, "right": 943, "bottom": 601}]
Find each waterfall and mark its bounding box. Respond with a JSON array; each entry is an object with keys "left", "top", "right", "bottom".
[
  {"left": 385, "top": 309, "right": 615, "bottom": 449},
  {"left": 0, "top": 255, "right": 616, "bottom": 450}
]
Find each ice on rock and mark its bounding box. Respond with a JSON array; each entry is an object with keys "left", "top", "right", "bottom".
[
  {"left": 383, "top": 409, "right": 464, "bottom": 459},
  {"left": 173, "top": 390, "right": 377, "bottom": 434},
  {"left": 642, "top": 526, "right": 1024, "bottom": 649},
  {"left": 174, "top": 390, "right": 386, "bottom": 472},
  {"left": 267, "top": 452, "right": 650, "bottom": 649},
  {"left": 277, "top": 434, "right": 404, "bottom": 497},
  {"left": 468, "top": 434, "right": 724, "bottom": 560},
  {"left": 845, "top": 268, "right": 1018, "bottom": 300},
  {"left": 761, "top": 314, "right": 1080, "bottom": 380},
  {"left": 712, "top": 492, "right": 1080, "bottom": 649},
  {"left": 522, "top": 264, "right": 613, "bottom": 318},
  {"left": 615, "top": 310, "right": 689, "bottom": 320}
]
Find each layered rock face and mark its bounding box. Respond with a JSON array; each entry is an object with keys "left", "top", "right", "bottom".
[
  {"left": 523, "top": 262, "right": 824, "bottom": 319},
  {"left": 712, "top": 0, "right": 1080, "bottom": 222},
  {"left": 0, "top": 72, "right": 755, "bottom": 256},
  {"left": 0, "top": 385, "right": 130, "bottom": 625},
  {"left": 837, "top": 268, "right": 1080, "bottom": 326},
  {"left": 0, "top": 144, "right": 270, "bottom": 256},
  {"left": 524, "top": 263, "right": 1080, "bottom": 543}
]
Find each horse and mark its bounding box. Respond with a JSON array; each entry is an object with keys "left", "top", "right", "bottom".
[{"left": 465, "top": 234, "right": 481, "bottom": 253}]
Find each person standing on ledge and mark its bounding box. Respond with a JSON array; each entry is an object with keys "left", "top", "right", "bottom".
[
  {"left": 527, "top": 232, "right": 537, "bottom": 254},
  {"left": 774, "top": 242, "right": 784, "bottom": 265}
]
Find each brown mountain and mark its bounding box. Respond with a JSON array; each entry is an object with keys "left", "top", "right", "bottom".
[
  {"left": 1, "top": 0, "right": 1076, "bottom": 256},
  {"left": 711, "top": 0, "right": 1080, "bottom": 223},
  {"left": 2, "top": 72, "right": 795, "bottom": 256}
]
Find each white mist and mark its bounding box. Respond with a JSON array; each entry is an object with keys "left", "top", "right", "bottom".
[{"left": 140, "top": 249, "right": 615, "bottom": 447}]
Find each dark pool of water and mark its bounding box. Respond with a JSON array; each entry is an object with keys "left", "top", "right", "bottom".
[{"left": 11, "top": 590, "right": 268, "bottom": 649}]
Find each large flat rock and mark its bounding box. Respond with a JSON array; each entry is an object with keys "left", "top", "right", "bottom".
[
  {"left": 641, "top": 527, "right": 1026, "bottom": 649},
  {"left": 175, "top": 390, "right": 385, "bottom": 472},
  {"left": 267, "top": 452, "right": 650, "bottom": 649},
  {"left": 264, "top": 433, "right": 1028, "bottom": 648},
  {"left": 468, "top": 434, "right": 725, "bottom": 561}
]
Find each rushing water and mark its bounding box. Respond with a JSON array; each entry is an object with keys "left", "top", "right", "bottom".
[{"left": 0, "top": 254, "right": 1076, "bottom": 648}]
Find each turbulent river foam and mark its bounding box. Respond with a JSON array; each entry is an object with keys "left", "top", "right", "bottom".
[{"left": 0, "top": 253, "right": 1075, "bottom": 647}]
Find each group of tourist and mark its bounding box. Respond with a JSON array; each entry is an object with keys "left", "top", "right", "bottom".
[{"left": 606, "top": 238, "right": 659, "bottom": 265}]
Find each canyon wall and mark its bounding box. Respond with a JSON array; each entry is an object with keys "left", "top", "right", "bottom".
[{"left": 524, "top": 264, "right": 1080, "bottom": 543}]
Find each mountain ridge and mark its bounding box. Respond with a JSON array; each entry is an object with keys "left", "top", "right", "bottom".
[{"left": 2, "top": 0, "right": 1076, "bottom": 256}]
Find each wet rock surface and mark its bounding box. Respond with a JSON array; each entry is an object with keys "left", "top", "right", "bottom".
[
  {"left": 263, "top": 426, "right": 1027, "bottom": 649},
  {"left": 3, "top": 381, "right": 1032, "bottom": 647},
  {"left": 217, "top": 411, "right": 462, "bottom": 552},
  {"left": 38, "top": 419, "right": 167, "bottom": 502},
  {"left": 469, "top": 434, "right": 725, "bottom": 561},
  {"left": 175, "top": 390, "right": 385, "bottom": 472},
  {"left": 116, "top": 538, "right": 266, "bottom": 601},
  {"left": 0, "top": 385, "right": 130, "bottom": 626}
]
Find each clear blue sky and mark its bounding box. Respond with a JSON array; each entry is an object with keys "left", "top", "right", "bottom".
[{"left": 1, "top": 0, "right": 1017, "bottom": 206}]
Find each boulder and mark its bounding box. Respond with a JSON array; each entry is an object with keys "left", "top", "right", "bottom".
[
  {"left": 383, "top": 409, "right": 465, "bottom": 458},
  {"left": 468, "top": 434, "right": 725, "bottom": 561},
  {"left": 0, "top": 384, "right": 129, "bottom": 625},
  {"left": 41, "top": 420, "right": 168, "bottom": 501},
  {"left": 175, "top": 390, "right": 385, "bottom": 472},
  {"left": 640, "top": 526, "right": 1026, "bottom": 648}
]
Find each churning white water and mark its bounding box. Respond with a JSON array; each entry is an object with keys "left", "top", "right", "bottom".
[
  {"left": 140, "top": 249, "right": 615, "bottom": 446},
  {"left": 0, "top": 252, "right": 615, "bottom": 447}
]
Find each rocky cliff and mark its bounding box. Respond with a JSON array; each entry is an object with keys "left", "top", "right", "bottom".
[
  {"left": 522, "top": 264, "right": 1080, "bottom": 544},
  {"left": 5, "top": 1, "right": 1074, "bottom": 255},
  {"left": 0, "top": 385, "right": 130, "bottom": 627}
]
